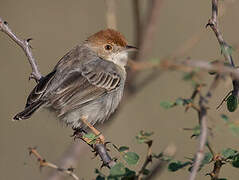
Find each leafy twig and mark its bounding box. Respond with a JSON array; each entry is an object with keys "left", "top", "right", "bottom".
[
  {"left": 137, "top": 140, "right": 153, "bottom": 179},
  {"left": 145, "top": 144, "right": 176, "bottom": 180}
]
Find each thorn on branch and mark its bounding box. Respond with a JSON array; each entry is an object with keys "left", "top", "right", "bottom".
[{"left": 28, "top": 147, "right": 79, "bottom": 180}]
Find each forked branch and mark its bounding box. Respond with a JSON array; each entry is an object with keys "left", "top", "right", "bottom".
[{"left": 0, "top": 17, "right": 42, "bottom": 82}]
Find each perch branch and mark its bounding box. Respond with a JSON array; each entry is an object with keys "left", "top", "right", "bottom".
[
  {"left": 0, "top": 17, "right": 42, "bottom": 82},
  {"left": 28, "top": 147, "right": 79, "bottom": 180}
]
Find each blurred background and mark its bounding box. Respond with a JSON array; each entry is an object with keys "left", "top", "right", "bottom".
[{"left": 1, "top": 0, "right": 239, "bottom": 179}]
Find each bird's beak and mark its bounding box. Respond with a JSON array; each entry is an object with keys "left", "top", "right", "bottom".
[{"left": 125, "top": 45, "right": 138, "bottom": 52}]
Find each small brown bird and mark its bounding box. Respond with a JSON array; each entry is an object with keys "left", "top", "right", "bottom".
[{"left": 13, "top": 29, "right": 136, "bottom": 132}]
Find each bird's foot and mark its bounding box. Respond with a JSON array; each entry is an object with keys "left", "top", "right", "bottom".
[
  {"left": 80, "top": 116, "right": 105, "bottom": 144},
  {"left": 71, "top": 127, "right": 85, "bottom": 140}
]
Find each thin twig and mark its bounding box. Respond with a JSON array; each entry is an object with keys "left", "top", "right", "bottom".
[
  {"left": 28, "top": 147, "right": 79, "bottom": 180},
  {"left": 132, "top": 0, "right": 141, "bottom": 59},
  {"left": 206, "top": 0, "right": 239, "bottom": 106},
  {"left": 189, "top": 97, "right": 208, "bottom": 180},
  {"left": 145, "top": 144, "right": 176, "bottom": 180},
  {"left": 0, "top": 17, "right": 42, "bottom": 82},
  {"left": 136, "top": 0, "right": 163, "bottom": 62},
  {"left": 46, "top": 141, "right": 88, "bottom": 180},
  {"left": 137, "top": 141, "right": 153, "bottom": 180},
  {"left": 105, "top": 0, "right": 117, "bottom": 29}
]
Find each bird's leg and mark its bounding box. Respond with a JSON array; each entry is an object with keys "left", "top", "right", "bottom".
[{"left": 81, "top": 116, "right": 105, "bottom": 144}]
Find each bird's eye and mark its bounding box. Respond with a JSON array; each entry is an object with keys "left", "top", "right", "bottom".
[{"left": 104, "top": 44, "right": 112, "bottom": 51}]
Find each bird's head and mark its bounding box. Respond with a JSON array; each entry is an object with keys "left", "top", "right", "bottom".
[{"left": 85, "top": 29, "right": 137, "bottom": 67}]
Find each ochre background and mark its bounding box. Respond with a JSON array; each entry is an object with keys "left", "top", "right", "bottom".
[{"left": 1, "top": 0, "right": 239, "bottom": 179}]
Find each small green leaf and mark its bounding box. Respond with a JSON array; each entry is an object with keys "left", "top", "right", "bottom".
[
  {"left": 168, "top": 161, "right": 191, "bottom": 172},
  {"left": 123, "top": 168, "right": 136, "bottom": 179},
  {"left": 220, "top": 114, "right": 229, "bottom": 122},
  {"left": 218, "top": 178, "right": 227, "bottom": 180},
  {"left": 136, "top": 131, "right": 153, "bottom": 144},
  {"left": 183, "top": 72, "right": 195, "bottom": 81},
  {"left": 83, "top": 133, "right": 96, "bottom": 140},
  {"left": 228, "top": 123, "right": 239, "bottom": 135},
  {"left": 142, "top": 169, "right": 150, "bottom": 175},
  {"left": 201, "top": 152, "right": 213, "bottom": 165},
  {"left": 118, "top": 146, "right": 129, "bottom": 152},
  {"left": 183, "top": 98, "right": 193, "bottom": 104},
  {"left": 221, "top": 148, "right": 238, "bottom": 159},
  {"left": 227, "top": 95, "right": 238, "bottom": 112},
  {"left": 123, "top": 152, "right": 139, "bottom": 165},
  {"left": 232, "top": 155, "right": 239, "bottom": 168},
  {"left": 160, "top": 101, "right": 173, "bottom": 109},
  {"left": 175, "top": 98, "right": 184, "bottom": 105},
  {"left": 191, "top": 125, "right": 201, "bottom": 138},
  {"left": 152, "top": 153, "right": 163, "bottom": 159},
  {"left": 221, "top": 44, "right": 234, "bottom": 57},
  {"left": 110, "top": 163, "right": 126, "bottom": 177},
  {"left": 96, "top": 175, "right": 105, "bottom": 180}
]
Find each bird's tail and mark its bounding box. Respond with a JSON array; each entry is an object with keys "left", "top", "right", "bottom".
[{"left": 13, "top": 101, "right": 45, "bottom": 120}]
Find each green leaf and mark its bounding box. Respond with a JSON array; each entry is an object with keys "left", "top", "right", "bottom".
[
  {"left": 160, "top": 101, "right": 173, "bottom": 109},
  {"left": 221, "top": 44, "right": 234, "bottom": 57},
  {"left": 168, "top": 161, "right": 191, "bottom": 172},
  {"left": 221, "top": 148, "right": 238, "bottom": 159},
  {"left": 142, "top": 169, "right": 150, "bottom": 175},
  {"left": 201, "top": 152, "right": 213, "bottom": 165},
  {"left": 175, "top": 98, "right": 184, "bottom": 105},
  {"left": 83, "top": 133, "right": 96, "bottom": 140},
  {"left": 228, "top": 123, "right": 239, "bottom": 135},
  {"left": 96, "top": 175, "right": 105, "bottom": 180},
  {"left": 152, "top": 153, "right": 163, "bottom": 159},
  {"left": 183, "top": 72, "right": 195, "bottom": 81},
  {"left": 118, "top": 146, "right": 129, "bottom": 152},
  {"left": 218, "top": 178, "right": 227, "bottom": 180},
  {"left": 191, "top": 125, "right": 201, "bottom": 138},
  {"left": 136, "top": 131, "right": 154, "bottom": 144},
  {"left": 183, "top": 98, "right": 193, "bottom": 104},
  {"left": 110, "top": 163, "right": 126, "bottom": 177},
  {"left": 232, "top": 155, "right": 239, "bottom": 168},
  {"left": 123, "top": 168, "right": 136, "bottom": 179},
  {"left": 221, "top": 114, "right": 229, "bottom": 122},
  {"left": 227, "top": 95, "right": 238, "bottom": 112},
  {"left": 123, "top": 152, "right": 139, "bottom": 165}
]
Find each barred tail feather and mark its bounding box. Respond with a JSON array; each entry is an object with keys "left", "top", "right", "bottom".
[{"left": 13, "top": 101, "right": 45, "bottom": 120}]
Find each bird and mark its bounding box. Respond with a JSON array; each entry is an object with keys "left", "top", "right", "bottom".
[{"left": 13, "top": 29, "right": 136, "bottom": 133}]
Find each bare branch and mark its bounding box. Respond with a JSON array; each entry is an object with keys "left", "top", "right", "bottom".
[
  {"left": 136, "top": 0, "right": 163, "bottom": 62},
  {"left": 188, "top": 97, "right": 208, "bottom": 180},
  {"left": 206, "top": 0, "right": 234, "bottom": 66},
  {"left": 46, "top": 141, "right": 88, "bottom": 180},
  {"left": 0, "top": 17, "right": 42, "bottom": 82},
  {"left": 28, "top": 147, "right": 79, "bottom": 180},
  {"left": 105, "top": 0, "right": 117, "bottom": 29}
]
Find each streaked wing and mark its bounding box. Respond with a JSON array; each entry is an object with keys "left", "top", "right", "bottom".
[
  {"left": 25, "top": 70, "right": 56, "bottom": 107},
  {"left": 50, "top": 58, "right": 122, "bottom": 116}
]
